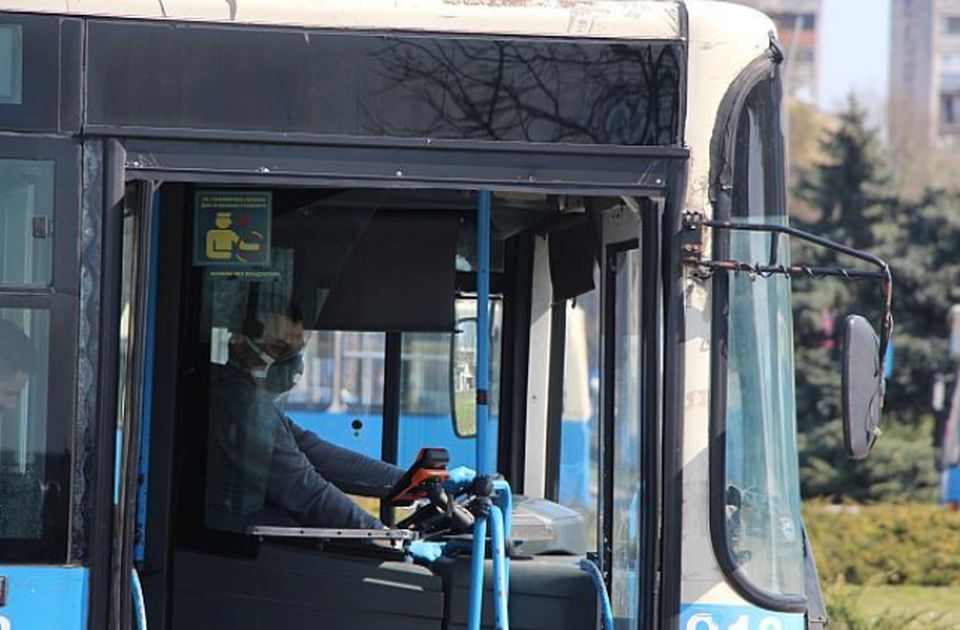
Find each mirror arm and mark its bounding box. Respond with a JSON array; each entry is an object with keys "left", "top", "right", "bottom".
[{"left": 685, "top": 214, "right": 895, "bottom": 390}]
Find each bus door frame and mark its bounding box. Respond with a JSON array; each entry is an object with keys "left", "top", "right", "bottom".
[{"left": 111, "top": 135, "right": 688, "bottom": 629}]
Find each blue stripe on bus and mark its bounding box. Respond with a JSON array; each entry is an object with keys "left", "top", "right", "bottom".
[
  {"left": 0, "top": 566, "right": 89, "bottom": 630},
  {"left": 943, "top": 466, "right": 960, "bottom": 505}
]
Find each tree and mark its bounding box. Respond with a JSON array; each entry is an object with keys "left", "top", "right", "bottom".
[{"left": 788, "top": 96, "right": 960, "bottom": 501}]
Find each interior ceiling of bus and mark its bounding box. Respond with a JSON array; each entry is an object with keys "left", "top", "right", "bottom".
[
  {"left": 271, "top": 188, "right": 622, "bottom": 240},
  {"left": 0, "top": 0, "right": 682, "bottom": 40}
]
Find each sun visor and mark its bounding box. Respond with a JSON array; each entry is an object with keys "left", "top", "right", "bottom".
[
  {"left": 310, "top": 211, "right": 461, "bottom": 332},
  {"left": 549, "top": 218, "right": 598, "bottom": 301}
]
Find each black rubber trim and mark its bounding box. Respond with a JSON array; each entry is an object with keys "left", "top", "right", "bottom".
[
  {"left": 706, "top": 48, "right": 808, "bottom": 614},
  {"left": 659, "top": 160, "right": 687, "bottom": 629},
  {"left": 640, "top": 199, "right": 663, "bottom": 630},
  {"left": 498, "top": 233, "right": 533, "bottom": 492},
  {"left": 543, "top": 299, "right": 567, "bottom": 502}
]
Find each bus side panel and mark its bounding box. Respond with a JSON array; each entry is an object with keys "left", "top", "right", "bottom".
[
  {"left": 0, "top": 566, "right": 88, "bottom": 629},
  {"left": 943, "top": 466, "right": 960, "bottom": 506}
]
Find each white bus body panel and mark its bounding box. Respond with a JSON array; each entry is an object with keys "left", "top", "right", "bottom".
[
  {"left": 680, "top": 0, "right": 779, "bottom": 610},
  {"left": 0, "top": 0, "right": 680, "bottom": 40}
]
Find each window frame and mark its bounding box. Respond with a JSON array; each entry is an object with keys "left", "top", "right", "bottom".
[
  {"left": 0, "top": 135, "right": 80, "bottom": 563},
  {"left": 707, "top": 50, "right": 808, "bottom": 613},
  {"left": 0, "top": 12, "right": 82, "bottom": 133}
]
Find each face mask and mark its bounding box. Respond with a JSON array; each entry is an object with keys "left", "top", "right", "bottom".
[{"left": 243, "top": 336, "right": 304, "bottom": 395}]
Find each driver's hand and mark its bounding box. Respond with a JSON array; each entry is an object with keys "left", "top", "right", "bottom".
[
  {"left": 407, "top": 540, "right": 446, "bottom": 566},
  {"left": 443, "top": 466, "right": 477, "bottom": 496}
]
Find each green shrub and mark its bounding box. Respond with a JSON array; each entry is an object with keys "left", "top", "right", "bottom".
[
  {"left": 804, "top": 502, "right": 960, "bottom": 587},
  {"left": 824, "top": 584, "right": 951, "bottom": 629}
]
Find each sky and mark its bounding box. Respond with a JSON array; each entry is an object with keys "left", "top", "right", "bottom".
[{"left": 817, "top": 0, "right": 891, "bottom": 115}]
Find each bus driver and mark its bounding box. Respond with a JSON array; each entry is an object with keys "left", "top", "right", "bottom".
[{"left": 205, "top": 294, "right": 475, "bottom": 534}]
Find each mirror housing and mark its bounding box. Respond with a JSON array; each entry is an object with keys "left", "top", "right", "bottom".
[{"left": 842, "top": 315, "right": 883, "bottom": 460}]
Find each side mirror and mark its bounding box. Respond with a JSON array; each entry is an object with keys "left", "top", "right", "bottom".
[
  {"left": 842, "top": 315, "right": 883, "bottom": 460},
  {"left": 450, "top": 317, "right": 478, "bottom": 438}
]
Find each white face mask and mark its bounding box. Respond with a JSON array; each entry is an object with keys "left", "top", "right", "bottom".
[{"left": 242, "top": 336, "right": 304, "bottom": 395}]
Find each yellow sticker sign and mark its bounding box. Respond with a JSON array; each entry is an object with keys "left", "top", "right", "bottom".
[{"left": 193, "top": 191, "right": 271, "bottom": 267}]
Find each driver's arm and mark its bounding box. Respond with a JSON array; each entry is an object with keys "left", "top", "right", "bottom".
[
  {"left": 266, "top": 418, "right": 385, "bottom": 529},
  {"left": 285, "top": 416, "right": 405, "bottom": 498}
]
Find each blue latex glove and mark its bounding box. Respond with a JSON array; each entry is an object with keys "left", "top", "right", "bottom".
[
  {"left": 408, "top": 540, "right": 446, "bottom": 566},
  {"left": 443, "top": 466, "right": 477, "bottom": 496}
]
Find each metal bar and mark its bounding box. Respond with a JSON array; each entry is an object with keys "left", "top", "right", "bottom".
[
  {"left": 476, "top": 190, "right": 493, "bottom": 475},
  {"left": 380, "top": 332, "right": 403, "bottom": 525},
  {"left": 466, "top": 515, "right": 489, "bottom": 630},
  {"left": 701, "top": 261, "right": 888, "bottom": 281},
  {"left": 702, "top": 218, "right": 895, "bottom": 386},
  {"left": 490, "top": 506, "right": 510, "bottom": 630},
  {"left": 468, "top": 189, "right": 494, "bottom": 630},
  {"left": 247, "top": 526, "right": 417, "bottom": 541},
  {"left": 703, "top": 220, "right": 889, "bottom": 270}
]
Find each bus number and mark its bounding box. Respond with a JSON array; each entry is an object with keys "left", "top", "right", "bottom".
[{"left": 687, "top": 615, "right": 784, "bottom": 630}]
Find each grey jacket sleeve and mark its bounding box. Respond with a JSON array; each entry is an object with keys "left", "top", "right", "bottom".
[
  {"left": 285, "top": 418, "right": 406, "bottom": 498},
  {"left": 264, "top": 420, "right": 384, "bottom": 529}
]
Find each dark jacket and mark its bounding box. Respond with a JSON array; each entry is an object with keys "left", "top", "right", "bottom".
[{"left": 205, "top": 363, "right": 404, "bottom": 531}]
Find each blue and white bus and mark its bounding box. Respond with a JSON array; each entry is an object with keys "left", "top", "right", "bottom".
[{"left": 0, "top": 1, "right": 891, "bottom": 628}]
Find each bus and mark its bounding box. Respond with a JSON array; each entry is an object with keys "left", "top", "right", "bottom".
[{"left": 0, "top": 1, "right": 891, "bottom": 629}]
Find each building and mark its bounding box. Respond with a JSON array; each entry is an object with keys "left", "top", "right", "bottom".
[
  {"left": 730, "top": 0, "right": 822, "bottom": 104},
  {"left": 889, "top": 0, "right": 960, "bottom": 151}
]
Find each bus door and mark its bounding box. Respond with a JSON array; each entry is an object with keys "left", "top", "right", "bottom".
[{"left": 598, "top": 198, "right": 661, "bottom": 630}]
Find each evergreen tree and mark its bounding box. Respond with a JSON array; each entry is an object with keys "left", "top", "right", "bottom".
[{"left": 788, "top": 96, "right": 959, "bottom": 501}]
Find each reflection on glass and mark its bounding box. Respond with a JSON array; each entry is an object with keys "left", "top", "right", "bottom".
[
  {"left": 723, "top": 79, "right": 805, "bottom": 596},
  {"left": 612, "top": 249, "right": 642, "bottom": 626},
  {"left": 558, "top": 289, "right": 601, "bottom": 546},
  {"left": 0, "top": 159, "right": 54, "bottom": 287},
  {"left": 0, "top": 309, "right": 50, "bottom": 541},
  {"left": 0, "top": 25, "right": 22, "bottom": 105},
  {"left": 399, "top": 298, "right": 502, "bottom": 471},
  {"left": 283, "top": 331, "right": 386, "bottom": 461}
]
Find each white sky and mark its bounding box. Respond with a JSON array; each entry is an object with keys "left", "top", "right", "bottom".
[{"left": 817, "top": 0, "right": 891, "bottom": 115}]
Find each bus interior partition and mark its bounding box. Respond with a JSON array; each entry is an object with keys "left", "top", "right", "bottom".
[{"left": 134, "top": 182, "right": 652, "bottom": 629}]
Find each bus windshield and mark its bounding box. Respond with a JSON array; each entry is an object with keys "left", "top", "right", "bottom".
[{"left": 721, "top": 76, "right": 805, "bottom": 597}]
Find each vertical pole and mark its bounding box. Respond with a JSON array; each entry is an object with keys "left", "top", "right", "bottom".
[
  {"left": 489, "top": 505, "right": 509, "bottom": 630},
  {"left": 476, "top": 189, "right": 492, "bottom": 475},
  {"left": 467, "top": 190, "right": 493, "bottom": 630}
]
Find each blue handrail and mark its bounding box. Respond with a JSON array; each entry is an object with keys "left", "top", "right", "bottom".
[{"left": 466, "top": 190, "right": 511, "bottom": 630}]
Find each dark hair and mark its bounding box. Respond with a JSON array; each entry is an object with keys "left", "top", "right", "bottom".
[
  {"left": 0, "top": 319, "right": 38, "bottom": 378},
  {"left": 232, "top": 290, "right": 303, "bottom": 339}
]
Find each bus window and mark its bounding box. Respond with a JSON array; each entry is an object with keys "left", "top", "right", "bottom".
[
  {"left": 400, "top": 298, "right": 502, "bottom": 470},
  {"left": 0, "top": 309, "right": 50, "bottom": 541},
  {"left": 0, "top": 158, "right": 54, "bottom": 286},
  {"left": 611, "top": 248, "right": 642, "bottom": 624},
  {"left": 558, "top": 292, "right": 600, "bottom": 546},
  {"left": 0, "top": 24, "right": 22, "bottom": 105},
  {"left": 286, "top": 330, "right": 386, "bottom": 460},
  {"left": 721, "top": 77, "right": 805, "bottom": 597}
]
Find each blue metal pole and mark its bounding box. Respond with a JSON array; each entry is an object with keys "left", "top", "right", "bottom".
[
  {"left": 476, "top": 189, "right": 492, "bottom": 475},
  {"left": 467, "top": 513, "right": 488, "bottom": 630},
  {"left": 493, "top": 479, "right": 512, "bottom": 586},
  {"left": 467, "top": 190, "right": 494, "bottom": 630},
  {"left": 490, "top": 505, "right": 509, "bottom": 630}
]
